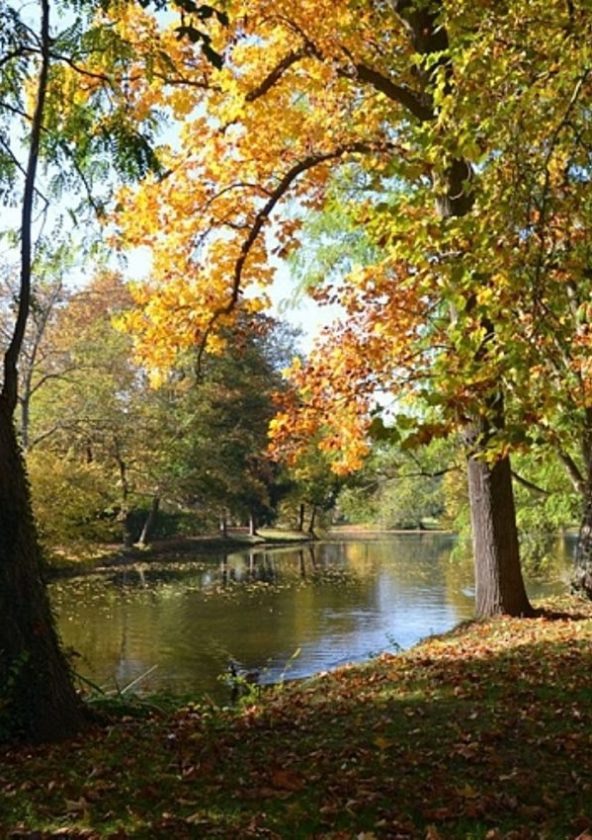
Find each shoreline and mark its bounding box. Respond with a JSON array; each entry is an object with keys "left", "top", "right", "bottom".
[{"left": 45, "top": 526, "right": 456, "bottom": 580}]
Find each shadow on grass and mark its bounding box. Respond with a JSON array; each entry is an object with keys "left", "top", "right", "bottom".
[{"left": 1, "top": 611, "right": 592, "bottom": 839}]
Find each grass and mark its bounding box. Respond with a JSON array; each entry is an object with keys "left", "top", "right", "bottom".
[{"left": 1, "top": 594, "right": 591, "bottom": 838}]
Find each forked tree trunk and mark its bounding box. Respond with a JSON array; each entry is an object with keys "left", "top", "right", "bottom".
[{"left": 0, "top": 408, "right": 88, "bottom": 741}]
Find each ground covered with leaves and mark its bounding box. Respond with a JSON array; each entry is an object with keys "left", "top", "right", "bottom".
[{"left": 1, "top": 595, "right": 591, "bottom": 839}]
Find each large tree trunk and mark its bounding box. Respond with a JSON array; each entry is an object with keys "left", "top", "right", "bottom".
[
  {"left": 563, "top": 420, "right": 592, "bottom": 598},
  {"left": 0, "top": 407, "right": 88, "bottom": 741},
  {"left": 574, "top": 504, "right": 592, "bottom": 597},
  {"left": 467, "top": 452, "right": 533, "bottom": 617},
  {"left": 0, "top": 0, "right": 89, "bottom": 742}
]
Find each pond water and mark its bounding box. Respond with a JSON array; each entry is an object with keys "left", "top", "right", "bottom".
[{"left": 50, "top": 534, "right": 575, "bottom": 701}]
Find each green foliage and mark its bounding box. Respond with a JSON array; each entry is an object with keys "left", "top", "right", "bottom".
[
  {"left": 339, "top": 437, "right": 458, "bottom": 530},
  {"left": 27, "top": 450, "right": 117, "bottom": 548},
  {"left": 513, "top": 452, "right": 580, "bottom": 576}
]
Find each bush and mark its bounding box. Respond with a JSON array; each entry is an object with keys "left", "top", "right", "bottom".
[{"left": 26, "top": 450, "right": 117, "bottom": 550}]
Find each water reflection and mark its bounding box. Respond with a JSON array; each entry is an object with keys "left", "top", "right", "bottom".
[{"left": 50, "top": 534, "right": 573, "bottom": 701}]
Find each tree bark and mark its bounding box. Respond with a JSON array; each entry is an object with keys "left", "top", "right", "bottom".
[
  {"left": 248, "top": 510, "right": 257, "bottom": 537},
  {"left": 0, "top": 407, "right": 88, "bottom": 741},
  {"left": 569, "top": 416, "right": 592, "bottom": 597},
  {"left": 114, "top": 448, "right": 134, "bottom": 548},
  {"left": 573, "top": 491, "right": 592, "bottom": 597},
  {"left": 297, "top": 502, "right": 305, "bottom": 532},
  {"left": 467, "top": 450, "right": 533, "bottom": 617},
  {"left": 307, "top": 505, "right": 318, "bottom": 538}
]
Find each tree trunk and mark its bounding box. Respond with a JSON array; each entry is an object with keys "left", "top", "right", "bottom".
[
  {"left": 567, "top": 417, "right": 592, "bottom": 598},
  {"left": 219, "top": 512, "right": 228, "bottom": 538},
  {"left": 249, "top": 510, "right": 257, "bottom": 537},
  {"left": 0, "top": 0, "right": 88, "bottom": 743},
  {"left": 0, "top": 407, "right": 88, "bottom": 741},
  {"left": 391, "top": 0, "right": 531, "bottom": 619},
  {"left": 573, "top": 480, "right": 592, "bottom": 598},
  {"left": 467, "top": 451, "right": 533, "bottom": 617},
  {"left": 114, "top": 449, "right": 133, "bottom": 548},
  {"left": 137, "top": 494, "right": 160, "bottom": 548},
  {"left": 297, "top": 503, "right": 305, "bottom": 532},
  {"left": 307, "top": 505, "right": 318, "bottom": 538}
]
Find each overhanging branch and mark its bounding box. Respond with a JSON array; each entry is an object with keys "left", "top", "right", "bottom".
[{"left": 195, "top": 141, "right": 376, "bottom": 368}]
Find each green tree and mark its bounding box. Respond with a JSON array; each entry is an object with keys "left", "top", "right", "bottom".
[{"left": 152, "top": 315, "right": 298, "bottom": 533}]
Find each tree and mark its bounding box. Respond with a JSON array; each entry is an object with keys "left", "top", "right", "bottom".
[
  {"left": 110, "top": 0, "right": 550, "bottom": 616},
  {"left": 277, "top": 443, "right": 344, "bottom": 536},
  {"left": 338, "top": 438, "right": 454, "bottom": 530},
  {"left": 0, "top": 0, "right": 232, "bottom": 739},
  {"left": 0, "top": 0, "right": 88, "bottom": 742},
  {"left": 145, "top": 314, "right": 297, "bottom": 532},
  {"left": 25, "top": 270, "right": 142, "bottom": 547}
]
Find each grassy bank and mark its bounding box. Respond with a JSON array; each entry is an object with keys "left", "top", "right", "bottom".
[
  {"left": 2, "top": 595, "right": 591, "bottom": 839},
  {"left": 46, "top": 527, "right": 315, "bottom": 578}
]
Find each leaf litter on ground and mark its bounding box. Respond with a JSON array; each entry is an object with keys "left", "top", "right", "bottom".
[{"left": 1, "top": 594, "right": 591, "bottom": 839}]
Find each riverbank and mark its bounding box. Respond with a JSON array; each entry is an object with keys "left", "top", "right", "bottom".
[
  {"left": 2, "top": 594, "right": 591, "bottom": 838},
  {"left": 45, "top": 527, "right": 317, "bottom": 579}
]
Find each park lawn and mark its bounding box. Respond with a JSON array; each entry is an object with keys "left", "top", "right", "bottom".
[{"left": 1, "top": 595, "right": 591, "bottom": 839}]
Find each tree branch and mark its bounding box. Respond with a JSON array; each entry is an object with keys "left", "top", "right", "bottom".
[
  {"left": 195, "top": 142, "right": 375, "bottom": 369},
  {"left": 511, "top": 470, "right": 550, "bottom": 497},
  {"left": 245, "top": 48, "right": 310, "bottom": 102},
  {"left": 351, "top": 63, "right": 433, "bottom": 121},
  {"left": 557, "top": 449, "right": 586, "bottom": 494}
]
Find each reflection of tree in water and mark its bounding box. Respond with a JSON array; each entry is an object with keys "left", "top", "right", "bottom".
[
  {"left": 51, "top": 535, "right": 573, "bottom": 700},
  {"left": 519, "top": 531, "right": 576, "bottom": 579},
  {"left": 214, "top": 545, "right": 355, "bottom": 588},
  {"left": 440, "top": 532, "right": 574, "bottom": 609}
]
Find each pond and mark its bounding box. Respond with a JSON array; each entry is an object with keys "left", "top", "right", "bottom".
[{"left": 50, "top": 533, "right": 575, "bottom": 702}]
